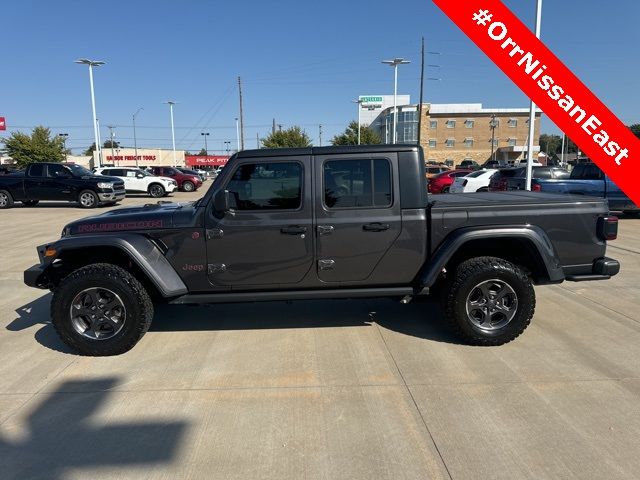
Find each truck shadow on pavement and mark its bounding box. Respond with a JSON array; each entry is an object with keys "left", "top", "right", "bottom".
[
  {"left": 8, "top": 294, "right": 460, "bottom": 354},
  {"left": 0, "top": 377, "right": 188, "bottom": 479}
]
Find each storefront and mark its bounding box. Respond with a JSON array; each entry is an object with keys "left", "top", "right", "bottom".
[{"left": 185, "top": 155, "right": 230, "bottom": 169}]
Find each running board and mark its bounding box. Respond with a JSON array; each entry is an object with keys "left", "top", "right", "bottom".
[{"left": 169, "top": 287, "right": 415, "bottom": 305}]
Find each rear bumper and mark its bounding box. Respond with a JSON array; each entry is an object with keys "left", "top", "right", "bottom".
[{"left": 565, "top": 256, "right": 620, "bottom": 282}]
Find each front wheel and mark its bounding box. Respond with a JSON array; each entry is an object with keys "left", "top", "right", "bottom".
[
  {"left": 51, "top": 264, "right": 153, "bottom": 356},
  {"left": 444, "top": 256, "right": 535, "bottom": 346},
  {"left": 78, "top": 190, "right": 99, "bottom": 208},
  {"left": 0, "top": 190, "right": 14, "bottom": 209},
  {"left": 148, "top": 183, "right": 165, "bottom": 198},
  {"left": 182, "top": 181, "right": 195, "bottom": 192}
]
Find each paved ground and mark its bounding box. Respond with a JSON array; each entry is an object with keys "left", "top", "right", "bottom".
[{"left": 1, "top": 190, "right": 639, "bottom": 479}]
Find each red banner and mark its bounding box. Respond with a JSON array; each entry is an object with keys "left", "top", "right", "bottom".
[
  {"left": 0, "top": 117, "right": 6, "bottom": 131},
  {"left": 185, "top": 155, "right": 229, "bottom": 167},
  {"left": 433, "top": 0, "right": 640, "bottom": 206}
]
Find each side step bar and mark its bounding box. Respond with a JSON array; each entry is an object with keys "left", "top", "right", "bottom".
[{"left": 169, "top": 287, "right": 416, "bottom": 305}]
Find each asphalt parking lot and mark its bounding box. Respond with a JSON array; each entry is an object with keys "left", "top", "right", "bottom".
[{"left": 1, "top": 190, "right": 639, "bottom": 480}]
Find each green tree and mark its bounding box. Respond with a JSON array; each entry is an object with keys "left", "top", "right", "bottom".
[
  {"left": 331, "top": 121, "right": 381, "bottom": 145},
  {"left": 2, "top": 126, "right": 65, "bottom": 167},
  {"left": 261, "top": 126, "right": 311, "bottom": 148},
  {"left": 103, "top": 139, "right": 120, "bottom": 149},
  {"left": 629, "top": 124, "right": 640, "bottom": 139},
  {"left": 83, "top": 143, "right": 97, "bottom": 156},
  {"left": 196, "top": 148, "right": 208, "bottom": 156},
  {"left": 539, "top": 133, "right": 562, "bottom": 157}
]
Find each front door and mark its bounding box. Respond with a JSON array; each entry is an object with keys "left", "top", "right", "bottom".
[
  {"left": 205, "top": 156, "right": 314, "bottom": 287},
  {"left": 314, "top": 154, "right": 402, "bottom": 283}
]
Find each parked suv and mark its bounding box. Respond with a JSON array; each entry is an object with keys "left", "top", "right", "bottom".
[
  {"left": 148, "top": 166, "right": 202, "bottom": 192},
  {"left": 95, "top": 167, "right": 177, "bottom": 198}
]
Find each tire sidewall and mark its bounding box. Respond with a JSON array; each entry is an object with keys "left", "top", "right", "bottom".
[
  {"left": 148, "top": 183, "right": 165, "bottom": 198},
  {"left": 0, "top": 190, "right": 13, "bottom": 209},
  {"left": 182, "top": 181, "right": 194, "bottom": 192},
  {"left": 78, "top": 190, "right": 98, "bottom": 208},
  {"left": 450, "top": 261, "right": 534, "bottom": 341}
]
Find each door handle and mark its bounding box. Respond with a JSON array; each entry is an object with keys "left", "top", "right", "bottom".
[
  {"left": 317, "top": 225, "right": 334, "bottom": 236},
  {"left": 363, "top": 223, "right": 390, "bottom": 232},
  {"left": 281, "top": 226, "right": 307, "bottom": 235}
]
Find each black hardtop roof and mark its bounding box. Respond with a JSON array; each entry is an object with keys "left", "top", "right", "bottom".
[{"left": 235, "top": 144, "right": 420, "bottom": 159}]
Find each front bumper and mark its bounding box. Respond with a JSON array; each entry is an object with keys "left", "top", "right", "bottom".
[
  {"left": 98, "top": 191, "right": 126, "bottom": 202},
  {"left": 24, "top": 263, "right": 48, "bottom": 289},
  {"left": 565, "top": 256, "right": 620, "bottom": 282}
]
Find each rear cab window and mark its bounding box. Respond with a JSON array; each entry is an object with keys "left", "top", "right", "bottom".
[{"left": 323, "top": 158, "right": 392, "bottom": 209}]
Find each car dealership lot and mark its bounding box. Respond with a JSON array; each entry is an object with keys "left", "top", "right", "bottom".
[{"left": 1, "top": 195, "right": 640, "bottom": 479}]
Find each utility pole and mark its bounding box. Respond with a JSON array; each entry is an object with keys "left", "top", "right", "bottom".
[
  {"left": 277, "top": 124, "right": 283, "bottom": 132},
  {"left": 272, "top": 118, "right": 276, "bottom": 134},
  {"left": 133, "top": 108, "right": 143, "bottom": 167},
  {"left": 256, "top": 132, "right": 260, "bottom": 148},
  {"left": 490, "top": 114, "right": 498, "bottom": 162},
  {"left": 235, "top": 118, "right": 240, "bottom": 152},
  {"left": 237, "top": 76, "right": 245, "bottom": 150},
  {"left": 201, "top": 132, "right": 209, "bottom": 155},
  {"left": 58, "top": 133, "right": 69, "bottom": 160},
  {"left": 319, "top": 124, "right": 323, "bottom": 146},
  {"left": 417, "top": 37, "right": 425, "bottom": 146},
  {"left": 107, "top": 125, "right": 116, "bottom": 163}
]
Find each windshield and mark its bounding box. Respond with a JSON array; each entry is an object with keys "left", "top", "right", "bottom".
[{"left": 66, "top": 164, "right": 92, "bottom": 176}]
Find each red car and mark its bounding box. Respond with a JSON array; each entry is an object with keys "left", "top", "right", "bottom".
[
  {"left": 148, "top": 166, "right": 202, "bottom": 192},
  {"left": 428, "top": 169, "right": 473, "bottom": 194}
]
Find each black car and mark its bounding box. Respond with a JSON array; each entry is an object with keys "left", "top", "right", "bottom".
[
  {"left": 459, "top": 159, "right": 481, "bottom": 170},
  {"left": 0, "top": 162, "right": 125, "bottom": 208},
  {"left": 489, "top": 166, "right": 570, "bottom": 191}
]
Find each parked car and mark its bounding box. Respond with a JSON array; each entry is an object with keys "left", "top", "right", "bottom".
[
  {"left": 450, "top": 169, "right": 498, "bottom": 193},
  {"left": 531, "top": 162, "right": 639, "bottom": 214},
  {"left": 428, "top": 169, "right": 473, "bottom": 194},
  {"left": 177, "top": 167, "right": 207, "bottom": 182},
  {"left": 488, "top": 166, "right": 570, "bottom": 192},
  {"left": 24, "top": 144, "right": 620, "bottom": 355},
  {"left": 482, "top": 160, "right": 505, "bottom": 169},
  {"left": 0, "top": 162, "right": 124, "bottom": 209},
  {"left": 94, "top": 167, "right": 177, "bottom": 198},
  {"left": 426, "top": 165, "right": 451, "bottom": 178},
  {"left": 148, "top": 166, "right": 202, "bottom": 192},
  {"left": 459, "top": 160, "right": 481, "bottom": 171}
]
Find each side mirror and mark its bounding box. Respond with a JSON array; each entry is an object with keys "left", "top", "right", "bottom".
[{"left": 213, "top": 189, "right": 235, "bottom": 215}]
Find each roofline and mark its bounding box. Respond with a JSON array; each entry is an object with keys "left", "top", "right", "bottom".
[{"left": 236, "top": 144, "right": 420, "bottom": 158}]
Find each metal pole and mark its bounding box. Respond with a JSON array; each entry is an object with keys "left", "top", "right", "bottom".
[
  {"left": 87, "top": 64, "right": 102, "bottom": 167},
  {"left": 170, "top": 103, "right": 176, "bottom": 167},
  {"left": 96, "top": 118, "right": 102, "bottom": 164},
  {"left": 490, "top": 115, "right": 496, "bottom": 162},
  {"left": 319, "top": 124, "right": 322, "bottom": 146},
  {"left": 235, "top": 118, "right": 240, "bottom": 151},
  {"left": 133, "top": 108, "right": 142, "bottom": 168},
  {"left": 526, "top": 0, "right": 543, "bottom": 190},
  {"left": 560, "top": 133, "right": 565, "bottom": 167},
  {"left": 357, "top": 104, "right": 361, "bottom": 145},
  {"left": 393, "top": 64, "right": 398, "bottom": 144}
]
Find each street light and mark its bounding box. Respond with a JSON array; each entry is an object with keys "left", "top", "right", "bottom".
[
  {"left": 75, "top": 58, "right": 105, "bottom": 167},
  {"left": 201, "top": 132, "right": 210, "bottom": 155},
  {"left": 58, "top": 133, "right": 69, "bottom": 160},
  {"left": 133, "top": 107, "right": 143, "bottom": 167},
  {"left": 351, "top": 99, "right": 363, "bottom": 145},
  {"left": 525, "top": 0, "right": 543, "bottom": 190},
  {"left": 163, "top": 101, "right": 177, "bottom": 167},
  {"left": 382, "top": 57, "right": 410, "bottom": 144}
]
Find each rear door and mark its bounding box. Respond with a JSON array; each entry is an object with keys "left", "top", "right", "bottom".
[
  {"left": 314, "top": 153, "right": 401, "bottom": 283},
  {"left": 23, "top": 163, "right": 47, "bottom": 199},
  {"left": 205, "top": 156, "right": 314, "bottom": 287}
]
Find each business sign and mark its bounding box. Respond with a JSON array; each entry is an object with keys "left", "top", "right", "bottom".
[
  {"left": 185, "top": 155, "right": 230, "bottom": 167},
  {"left": 359, "top": 96, "right": 383, "bottom": 110},
  {"left": 106, "top": 155, "right": 157, "bottom": 161},
  {"left": 0, "top": 117, "right": 6, "bottom": 131}
]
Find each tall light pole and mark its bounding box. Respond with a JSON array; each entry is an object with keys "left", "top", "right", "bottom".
[
  {"left": 235, "top": 117, "right": 240, "bottom": 152},
  {"left": 96, "top": 118, "right": 103, "bottom": 162},
  {"left": 106, "top": 125, "right": 116, "bottom": 163},
  {"left": 75, "top": 58, "right": 105, "bottom": 167},
  {"left": 133, "top": 107, "right": 143, "bottom": 167},
  {"left": 163, "top": 101, "right": 177, "bottom": 167},
  {"left": 526, "top": 0, "right": 543, "bottom": 190},
  {"left": 382, "top": 57, "right": 410, "bottom": 144},
  {"left": 201, "top": 132, "right": 210, "bottom": 155},
  {"left": 58, "top": 133, "right": 69, "bottom": 160},
  {"left": 352, "top": 99, "right": 363, "bottom": 144},
  {"left": 318, "top": 124, "right": 323, "bottom": 146}
]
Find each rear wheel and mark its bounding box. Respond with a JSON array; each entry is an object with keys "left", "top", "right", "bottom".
[
  {"left": 182, "top": 180, "right": 195, "bottom": 192},
  {"left": 51, "top": 264, "right": 153, "bottom": 356},
  {"left": 0, "top": 190, "right": 14, "bottom": 209},
  {"left": 442, "top": 186, "right": 450, "bottom": 193},
  {"left": 22, "top": 200, "right": 40, "bottom": 207},
  {"left": 148, "top": 183, "right": 165, "bottom": 198},
  {"left": 476, "top": 187, "right": 488, "bottom": 192},
  {"left": 78, "top": 190, "right": 99, "bottom": 208},
  {"left": 444, "top": 256, "right": 535, "bottom": 346}
]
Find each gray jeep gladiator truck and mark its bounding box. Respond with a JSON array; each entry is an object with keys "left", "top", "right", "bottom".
[{"left": 24, "top": 145, "right": 620, "bottom": 356}]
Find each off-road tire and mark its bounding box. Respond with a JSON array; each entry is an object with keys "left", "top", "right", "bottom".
[
  {"left": 182, "top": 180, "right": 195, "bottom": 192},
  {"left": 22, "top": 200, "right": 40, "bottom": 207},
  {"left": 148, "top": 183, "right": 166, "bottom": 198},
  {"left": 444, "top": 256, "right": 535, "bottom": 346},
  {"left": 78, "top": 190, "right": 99, "bottom": 208},
  {"left": 51, "top": 263, "right": 154, "bottom": 356},
  {"left": 0, "top": 190, "right": 14, "bottom": 209}
]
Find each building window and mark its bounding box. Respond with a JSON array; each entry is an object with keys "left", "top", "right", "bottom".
[
  {"left": 508, "top": 138, "right": 517, "bottom": 146},
  {"left": 464, "top": 119, "right": 474, "bottom": 128},
  {"left": 428, "top": 139, "right": 437, "bottom": 148},
  {"left": 403, "top": 124, "right": 417, "bottom": 143},
  {"left": 445, "top": 138, "right": 455, "bottom": 148},
  {"left": 508, "top": 118, "right": 517, "bottom": 128},
  {"left": 489, "top": 139, "right": 499, "bottom": 147},
  {"left": 464, "top": 138, "right": 474, "bottom": 148},
  {"left": 429, "top": 120, "right": 437, "bottom": 129},
  {"left": 402, "top": 111, "right": 417, "bottom": 122},
  {"left": 446, "top": 120, "right": 456, "bottom": 128}
]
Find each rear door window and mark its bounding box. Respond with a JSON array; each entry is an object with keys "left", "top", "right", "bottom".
[
  {"left": 28, "top": 164, "right": 45, "bottom": 177},
  {"left": 323, "top": 159, "right": 392, "bottom": 209}
]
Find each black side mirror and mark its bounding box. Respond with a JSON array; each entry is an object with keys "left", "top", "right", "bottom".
[{"left": 213, "top": 189, "right": 235, "bottom": 215}]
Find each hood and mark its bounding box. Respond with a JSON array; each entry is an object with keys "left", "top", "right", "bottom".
[{"left": 63, "top": 201, "right": 193, "bottom": 236}]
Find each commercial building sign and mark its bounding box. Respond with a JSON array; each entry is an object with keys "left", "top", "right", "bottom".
[
  {"left": 185, "top": 155, "right": 230, "bottom": 167},
  {"left": 0, "top": 117, "right": 6, "bottom": 131},
  {"left": 106, "top": 155, "right": 157, "bottom": 161},
  {"left": 359, "top": 96, "right": 383, "bottom": 110}
]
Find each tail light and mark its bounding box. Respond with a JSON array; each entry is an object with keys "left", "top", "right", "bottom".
[
  {"left": 598, "top": 216, "right": 618, "bottom": 241},
  {"left": 532, "top": 183, "right": 542, "bottom": 192}
]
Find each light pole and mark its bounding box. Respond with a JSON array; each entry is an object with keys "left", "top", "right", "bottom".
[
  {"left": 106, "top": 125, "right": 116, "bottom": 163},
  {"left": 58, "top": 133, "right": 69, "bottom": 160},
  {"left": 75, "top": 58, "right": 105, "bottom": 167},
  {"left": 201, "top": 132, "right": 210, "bottom": 155},
  {"left": 489, "top": 114, "right": 498, "bottom": 162},
  {"left": 235, "top": 118, "right": 240, "bottom": 152},
  {"left": 352, "top": 99, "right": 363, "bottom": 144},
  {"left": 382, "top": 57, "right": 410, "bottom": 144},
  {"left": 163, "top": 101, "right": 177, "bottom": 167},
  {"left": 133, "top": 107, "right": 143, "bottom": 167},
  {"left": 224, "top": 141, "right": 231, "bottom": 155},
  {"left": 526, "top": 0, "right": 543, "bottom": 190}
]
